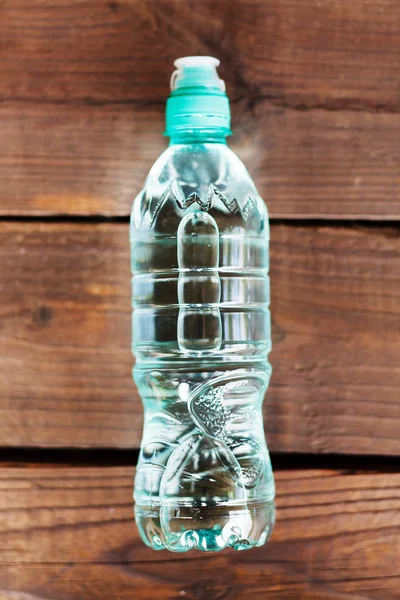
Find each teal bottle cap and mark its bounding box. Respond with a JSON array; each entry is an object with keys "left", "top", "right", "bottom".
[{"left": 165, "top": 56, "right": 231, "bottom": 137}]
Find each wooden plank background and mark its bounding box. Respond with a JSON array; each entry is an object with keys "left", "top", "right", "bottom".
[
  {"left": 1, "top": 103, "right": 400, "bottom": 219},
  {"left": 0, "top": 0, "right": 400, "bottom": 218},
  {"left": 1, "top": 222, "right": 399, "bottom": 453},
  {"left": 1, "top": 466, "right": 399, "bottom": 599},
  {"left": 0, "top": 0, "right": 399, "bottom": 598}
]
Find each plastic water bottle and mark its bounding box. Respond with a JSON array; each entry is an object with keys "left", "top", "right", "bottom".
[{"left": 131, "top": 57, "right": 275, "bottom": 552}]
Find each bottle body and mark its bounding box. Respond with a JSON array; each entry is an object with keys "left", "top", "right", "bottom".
[{"left": 131, "top": 141, "right": 275, "bottom": 552}]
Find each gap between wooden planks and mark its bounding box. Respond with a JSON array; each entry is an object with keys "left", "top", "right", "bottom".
[
  {"left": 0, "top": 221, "right": 399, "bottom": 454},
  {"left": 0, "top": 466, "right": 399, "bottom": 599}
]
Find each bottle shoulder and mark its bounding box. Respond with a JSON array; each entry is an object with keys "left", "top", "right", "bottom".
[
  {"left": 131, "top": 143, "right": 268, "bottom": 236},
  {"left": 144, "top": 143, "right": 259, "bottom": 196}
]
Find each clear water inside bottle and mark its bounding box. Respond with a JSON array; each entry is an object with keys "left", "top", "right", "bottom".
[{"left": 131, "top": 141, "right": 275, "bottom": 552}]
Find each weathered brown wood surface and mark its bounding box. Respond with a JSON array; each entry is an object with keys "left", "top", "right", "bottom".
[
  {"left": 1, "top": 103, "right": 400, "bottom": 219},
  {"left": 1, "top": 221, "right": 399, "bottom": 453},
  {"left": 0, "top": 0, "right": 400, "bottom": 218},
  {"left": 2, "top": 0, "right": 400, "bottom": 106},
  {"left": 1, "top": 0, "right": 399, "bottom": 597},
  {"left": 0, "top": 466, "right": 398, "bottom": 599}
]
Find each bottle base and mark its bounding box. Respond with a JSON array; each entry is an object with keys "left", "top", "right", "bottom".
[{"left": 134, "top": 500, "right": 275, "bottom": 553}]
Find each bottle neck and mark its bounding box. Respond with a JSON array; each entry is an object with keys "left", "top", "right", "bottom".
[{"left": 169, "top": 130, "right": 228, "bottom": 146}]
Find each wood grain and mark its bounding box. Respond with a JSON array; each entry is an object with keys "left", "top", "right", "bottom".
[
  {"left": 0, "top": 466, "right": 399, "bottom": 599},
  {"left": 1, "top": 0, "right": 400, "bottom": 108},
  {"left": 1, "top": 0, "right": 400, "bottom": 218},
  {"left": 1, "top": 102, "right": 400, "bottom": 218},
  {"left": 1, "top": 221, "right": 399, "bottom": 454},
  {"left": 1, "top": 2, "right": 398, "bottom": 596}
]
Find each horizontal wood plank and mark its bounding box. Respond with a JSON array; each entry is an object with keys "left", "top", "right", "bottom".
[
  {"left": 1, "top": 102, "right": 400, "bottom": 218},
  {"left": 2, "top": 0, "right": 400, "bottom": 108},
  {"left": 0, "top": 466, "right": 399, "bottom": 599},
  {"left": 0, "top": 222, "right": 399, "bottom": 454},
  {"left": 0, "top": 0, "right": 400, "bottom": 218}
]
